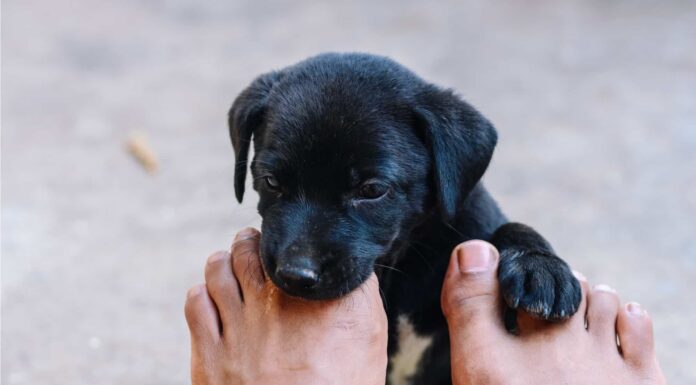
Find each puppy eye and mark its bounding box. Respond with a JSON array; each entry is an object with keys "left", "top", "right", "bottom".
[
  {"left": 264, "top": 176, "right": 280, "bottom": 190},
  {"left": 357, "top": 182, "right": 389, "bottom": 200}
]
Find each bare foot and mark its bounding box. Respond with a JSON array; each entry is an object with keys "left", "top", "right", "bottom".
[
  {"left": 184, "top": 228, "right": 388, "bottom": 385},
  {"left": 441, "top": 241, "right": 667, "bottom": 385}
]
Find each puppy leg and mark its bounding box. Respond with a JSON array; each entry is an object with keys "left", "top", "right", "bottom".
[{"left": 491, "top": 223, "right": 582, "bottom": 330}]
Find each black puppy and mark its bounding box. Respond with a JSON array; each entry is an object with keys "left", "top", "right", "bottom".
[{"left": 229, "top": 53, "right": 581, "bottom": 384}]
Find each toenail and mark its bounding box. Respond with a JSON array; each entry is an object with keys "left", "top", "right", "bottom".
[
  {"left": 234, "top": 227, "right": 258, "bottom": 242},
  {"left": 457, "top": 241, "right": 498, "bottom": 273},
  {"left": 572, "top": 270, "right": 587, "bottom": 282},
  {"left": 207, "top": 251, "right": 228, "bottom": 264},
  {"left": 626, "top": 302, "right": 645, "bottom": 317},
  {"left": 593, "top": 284, "right": 616, "bottom": 293},
  {"left": 187, "top": 285, "right": 202, "bottom": 298}
]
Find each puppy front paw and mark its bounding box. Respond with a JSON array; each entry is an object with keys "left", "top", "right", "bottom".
[{"left": 498, "top": 248, "right": 581, "bottom": 321}]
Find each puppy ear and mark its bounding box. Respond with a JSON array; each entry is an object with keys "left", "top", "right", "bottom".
[
  {"left": 228, "top": 71, "right": 282, "bottom": 202},
  {"left": 415, "top": 87, "right": 497, "bottom": 220}
]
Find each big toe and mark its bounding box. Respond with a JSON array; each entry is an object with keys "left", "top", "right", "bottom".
[
  {"left": 441, "top": 241, "right": 506, "bottom": 340},
  {"left": 230, "top": 227, "right": 266, "bottom": 297},
  {"left": 344, "top": 274, "right": 387, "bottom": 321}
]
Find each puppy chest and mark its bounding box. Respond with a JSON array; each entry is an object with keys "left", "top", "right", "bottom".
[{"left": 389, "top": 315, "right": 434, "bottom": 385}]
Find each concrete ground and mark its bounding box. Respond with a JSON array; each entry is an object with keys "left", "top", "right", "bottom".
[{"left": 2, "top": 0, "right": 695, "bottom": 383}]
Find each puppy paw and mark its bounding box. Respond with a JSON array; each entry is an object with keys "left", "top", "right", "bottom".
[{"left": 498, "top": 249, "right": 581, "bottom": 321}]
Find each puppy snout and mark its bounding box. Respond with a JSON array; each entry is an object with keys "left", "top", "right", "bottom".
[{"left": 275, "top": 257, "right": 320, "bottom": 289}]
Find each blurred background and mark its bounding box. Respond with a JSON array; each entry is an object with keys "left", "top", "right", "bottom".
[{"left": 2, "top": 0, "right": 695, "bottom": 383}]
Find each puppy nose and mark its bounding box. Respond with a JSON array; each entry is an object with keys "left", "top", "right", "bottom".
[{"left": 275, "top": 260, "right": 320, "bottom": 288}]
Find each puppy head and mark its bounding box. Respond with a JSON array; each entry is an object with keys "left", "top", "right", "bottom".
[{"left": 229, "top": 53, "right": 497, "bottom": 299}]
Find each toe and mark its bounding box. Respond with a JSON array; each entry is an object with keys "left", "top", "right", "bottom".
[
  {"left": 342, "top": 274, "right": 389, "bottom": 347},
  {"left": 205, "top": 250, "right": 242, "bottom": 324},
  {"left": 587, "top": 284, "right": 620, "bottom": 343},
  {"left": 441, "top": 241, "right": 506, "bottom": 340},
  {"left": 617, "top": 302, "right": 658, "bottom": 369},
  {"left": 345, "top": 274, "right": 387, "bottom": 320},
  {"left": 231, "top": 228, "right": 266, "bottom": 297},
  {"left": 570, "top": 270, "right": 589, "bottom": 329},
  {"left": 184, "top": 284, "right": 221, "bottom": 343}
]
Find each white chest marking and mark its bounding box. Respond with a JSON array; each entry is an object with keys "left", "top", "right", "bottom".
[{"left": 389, "top": 315, "right": 434, "bottom": 385}]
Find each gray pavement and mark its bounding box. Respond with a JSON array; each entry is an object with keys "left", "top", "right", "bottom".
[{"left": 2, "top": 0, "right": 695, "bottom": 384}]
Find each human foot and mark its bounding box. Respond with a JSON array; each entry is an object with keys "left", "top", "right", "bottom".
[
  {"left": 184, "top": 228, "right": 388, "bottom": 385},
  {"left": 440, "top": 241, "right": 666, "bottom": 385}
]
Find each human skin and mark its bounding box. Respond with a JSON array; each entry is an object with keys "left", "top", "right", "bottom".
[
  {"left": 441, "top": 240, "right": 667, "bottom": 385},
  {"left": 184, "top": 227, "right": 388, "bottom": 385},
  {"left": 185, "top": 228, "right": 666, "bottom": 385}
]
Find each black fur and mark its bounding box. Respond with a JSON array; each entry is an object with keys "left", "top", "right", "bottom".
[{"left": 228, "top": 53, "right": 581, "bottom": 384}]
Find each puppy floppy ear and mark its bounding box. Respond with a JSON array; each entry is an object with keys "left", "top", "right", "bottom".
[
  {"left": 414, "top": 87, "right": 497, "bottom": 220},
  {"left": 228, "top": 71, "right": 282, "bottom": 202}
]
